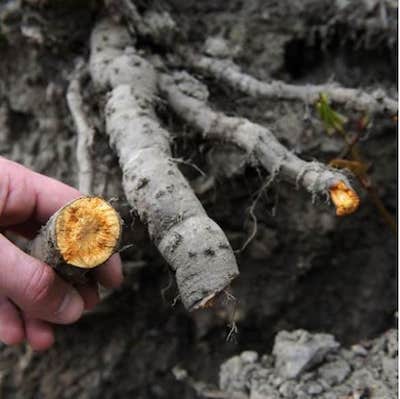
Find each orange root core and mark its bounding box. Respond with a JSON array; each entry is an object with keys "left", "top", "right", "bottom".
[
  {"left": 329, "top": 181, "right": 360, "bottom": 216},
  {"left": 55, "top": 197, "right": 121, "bottom": 268}
]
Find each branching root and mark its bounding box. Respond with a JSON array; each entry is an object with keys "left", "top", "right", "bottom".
[
  {"left": 89, "top": 19, "right": 239, "bottom": 310},
  {"left": 158, "top": 72, "right": 360, "bottom": 214}
]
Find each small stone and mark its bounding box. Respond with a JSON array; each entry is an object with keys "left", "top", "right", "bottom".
[
  {"left": 381, "top": 357, "right": 397, "bottom": 382},
  {"left": 21, "top": 25, "right": 44, "bottom": 44},
  {"left": 271, "top": 376, "right": 283, "bottom": 387},
  {"left": 172, "top": 366, "right": 188, "bottom": 381},
  {"left": 295, "top": 391, "right": 309, "bottom": 399},
  {"left": 372, "top": 88, "right": 386, "bottom": 100},
  {"left": 279, "top": 381, "right": 296, "bottom": 397},
  {"left": 351, "top": 345, "right": 368, "bottom": 357},
  {"left": 318, "top": 359, "right": 351, "bottom": 386},
  {"left": 219, "top": 355, "right": 260, "bottom": 393},
  {"left": 241, "top": 351, "right": 259, "bottom": 364},
  {"left": 385, "top": 329, "right": 398, "bottom": 358},
  {"left": 204, "top": 37, "right": 233, "bottom": 58},
  {"left": 301, "top": 371, "right": 315, "bottom": 382},
  {"left": 273, "top": 330, "right": 340, "bottom": 379},
  {"left": 251, "top": 384, "right": 280, "bottom": 399},
  {"left": 261, "top": 355, "right": 274, "bottom": 368},
  {"left": 306, "top": 382, "right": 323, "bottom": 395},
  {"left": 318, "top": 378, "right": 331, "bottom": 390}
]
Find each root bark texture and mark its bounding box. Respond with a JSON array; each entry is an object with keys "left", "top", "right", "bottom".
[
  {"left": 158, "top": 72, "right": 358, "bottom": 205},
  {"left": 112, "top": 1, "right": 397, "bottom": 116},
  {"left": 89, "top": 19, "right": 239, "bottom": 310},
  {"left": 183, "top": 54, "right": 398, "bottom": 116}
]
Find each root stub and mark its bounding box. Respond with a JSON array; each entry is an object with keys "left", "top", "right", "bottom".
[
  {"left": 31, "top": 196, "right": 122, "bottom": 283},
  {"left": 55, "top": 197, "right": 121, "bottom": 268},
  {"left": 329, "top": 181, "right": 360, "bottom": 216}
]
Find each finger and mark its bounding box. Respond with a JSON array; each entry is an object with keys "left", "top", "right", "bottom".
[
  {"left": 0, "top": 297, "right": 25, "bottom": 346},
  {"left": 0, "top": 157, "right": 80, "bottom": 228},
  {"left": 24, "top": 316, "right": 54, "bottom": 351},
  {"left": 0, "top": 234, "right": 84, "bottom": 324},
  {"left": 76, "top": 282, "right": 100, "bottom": 310},
  {"left": 93, "top": 254, "right": 123, "bottom": 289}
]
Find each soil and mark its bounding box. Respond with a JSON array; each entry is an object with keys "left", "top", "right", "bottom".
[{"left": 0, "top": 0, "right": 397, "bottom": 398}]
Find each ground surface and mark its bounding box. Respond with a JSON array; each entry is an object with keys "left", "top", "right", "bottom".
[{"left": 0, "top": 0, "right": 397, "bottom": 398}]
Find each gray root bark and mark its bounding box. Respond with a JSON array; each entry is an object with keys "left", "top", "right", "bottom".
[
  {"left": 66, "top": 66, "right": 95, "bottom": 195},
  {"left": 89, "top": 19, "right": 239, "bottom": 310},
  {"left": 113, "top": 1, "right": 397, "bottom": 116},
  {"left": 184, "top": 54, "right": 398, "bottom": 116},
  {"left": 158, "top": 72, "right": 354, "bottom": 197},
  {"left": 30, "top": 205, "right": 88, "bottom": 284}
]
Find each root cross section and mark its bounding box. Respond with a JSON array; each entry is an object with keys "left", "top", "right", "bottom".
[{"left": 56, "top": 197, "right": 121, "bottom": 268}]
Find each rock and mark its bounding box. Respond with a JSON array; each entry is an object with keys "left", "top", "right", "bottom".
[
  {"left": 295, "top": 391, "right": 310, "bottom": 399},
  {"left": 385, "top": 329, "right": 398, "bottom": 358},
  {"left": 351, "top": 344, "right": 368, "bottom": 357},
  {"left": 306, "top": 381, "right": 323, "bottom": 395},
  {"left": 318, "top": 359, "right": 351, "bottom": 386},
  {"left": 171, "top": 365, "right": 188, "bottom": 381},
  {"left": 347, "top": 368, "right": 394, "bottom": 398},
  {"left": 220, "top": 354, "right": 260, "bottom": 394},
  {"left": 241, "top": 351, "right": 259, "bottom": 364},
  {"left": 219, "top": 329, "right": 398, "bottom": 399},
  {"left": 273, "top": 330, "right": 340, "bottom": 379},
  {"left": 250, "top": 384, "right": 280, "bottom": 399},
  {"left": 270, "top": 376, "right": 283, "bottom": 387},
  {"left": 203, "top": 36, "right": 235, "bottom": 58},
  {"left": 279, "top": 380, "right": 296, "bottom": 397},
  {"left": 381, "top": 357, "right": 397, "bottom": 384},
  {"left": 324, "top": 393, "right": 337, "bottom": 399}
]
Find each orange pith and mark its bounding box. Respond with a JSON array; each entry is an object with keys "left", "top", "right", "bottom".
[
  {"left": 329, "top": 181, "right": 360, "bottom": 216},
  {"left": 56, "top": 197, "right": 121, "bottom": 268}
]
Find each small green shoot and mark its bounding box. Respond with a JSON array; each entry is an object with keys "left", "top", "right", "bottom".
[
  {"left": 315, "top": 93, "right": 396, "bottom": 233},
  {"left": 315, "top": 93, "right": 348, "bottom": 135}
]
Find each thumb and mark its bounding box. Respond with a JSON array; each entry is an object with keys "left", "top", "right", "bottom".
[{"left": 0, "top": 234, "right": 84, "bottom": 324}]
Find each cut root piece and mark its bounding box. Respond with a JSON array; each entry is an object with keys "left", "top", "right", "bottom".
[
  {"left": 56, "top": 197, "right": 121, "bottom": 268},
  {"left": 329, "top": 181, "right": 360, "bottom": 216},
  {"left": 30, "top": 196, "right": 122, "bottom": 283}
]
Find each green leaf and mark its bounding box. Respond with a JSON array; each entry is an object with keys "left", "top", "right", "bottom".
[{"left": 316, "top": 93, "right": 347, "bottom": 135}]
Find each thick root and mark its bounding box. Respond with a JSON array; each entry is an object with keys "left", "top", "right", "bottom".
[
  {"left": 89, "top": 19, "right": 239, "bottom": 310},
  {"left": 30, "top": 196, "right": 122, "bottom": 283}
]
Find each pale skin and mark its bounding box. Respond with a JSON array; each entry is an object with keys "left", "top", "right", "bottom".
[{"left": 0, "top": 157, "right": 123, "bottom": 351}]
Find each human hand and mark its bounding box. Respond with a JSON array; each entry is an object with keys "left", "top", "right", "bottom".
[{"left": 0, "top": 157, "right": 123, "bottom": 350}]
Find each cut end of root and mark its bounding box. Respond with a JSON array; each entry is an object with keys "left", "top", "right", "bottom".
[
  {"left": 56, "top": 197, "right": 121, "bottom": 268},
  {"left": 193, "top": 292, "right": 218, "bottom": 310},
  {"left": 329, "top": 181, "right": 360, "bottom": 216}
]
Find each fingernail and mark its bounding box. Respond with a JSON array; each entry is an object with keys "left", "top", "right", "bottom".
[{"left": 56, "top": 288, "right": 84, "bottom": 324}]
